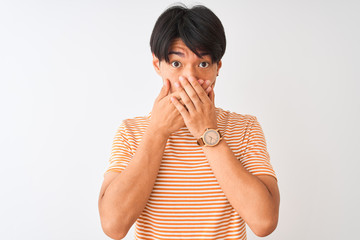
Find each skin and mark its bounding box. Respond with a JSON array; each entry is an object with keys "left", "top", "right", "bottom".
[{"left": 98, "top": 38, "right": 280, "bottom": 239}]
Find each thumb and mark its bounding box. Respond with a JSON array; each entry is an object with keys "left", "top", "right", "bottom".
[{"left": 156, "top": 79, "right": 170, "bottom": 101}]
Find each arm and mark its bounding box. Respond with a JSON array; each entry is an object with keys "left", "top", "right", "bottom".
[
  {"left": 98, "top": 79, "right": 184, "bottom": 239},
  {"left": 171, "top": 76, "right": 280, "bottom": 237},
  {"left": 99, "top": 127, "right": 168, "bottom": 239},
  {"left": 201, "top": 140, "right": 280, "bottom": 237}
]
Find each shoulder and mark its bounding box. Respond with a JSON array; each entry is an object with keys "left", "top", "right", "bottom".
[
  {"left": 216, "top": 107, "right": 257, "bottom": 129},
  {"left": 122, "top": 114, "right": 150, "bottom": 128},
  {"left": 116, "top": 114, "right": 150, "bottom": 135}
]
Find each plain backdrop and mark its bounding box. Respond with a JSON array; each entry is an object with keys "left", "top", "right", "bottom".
[{"left": 1, "top": 0, "right": 359, "bottom": 239}]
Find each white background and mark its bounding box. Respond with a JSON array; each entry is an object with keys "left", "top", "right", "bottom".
[{"left": 1, "top": 0, "right": 359, "bottom": 239}]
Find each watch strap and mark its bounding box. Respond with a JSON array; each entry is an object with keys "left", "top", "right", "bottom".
[{"left": 197, "top": 137, "right": 205, "bottom": 146}]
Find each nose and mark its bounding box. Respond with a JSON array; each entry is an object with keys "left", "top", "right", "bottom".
[{"left": 181, "top": 65, "right": 198, "bottom": 80}]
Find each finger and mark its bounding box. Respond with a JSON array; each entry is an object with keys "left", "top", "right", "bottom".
[
  {"left": 169, "top": 92, "right": 186, "bottom": 106},
  {"left": 186, "top": 76, "right": 210, "bottom": 104},
  {"left": 206, "top": 85, "right": 212, "bottom": 95},
  {"left": 199, "top": 79, "right": 212, "bottom": 97},
  {"left": 175, "top": 80, "right": 196, "bottom": 112},
  {"left": 170, "top": 96, "right": 190, "bottom": 119},
  {"left": 156, "top": 79, "right": 170, "bottom": 101},
  {"left": 201, "top": 79, "right": 210, "bottom": 90}
]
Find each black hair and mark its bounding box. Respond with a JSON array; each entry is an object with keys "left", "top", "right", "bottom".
[{"left": 150, "top": 3, "right": 226, "bottom": 64}]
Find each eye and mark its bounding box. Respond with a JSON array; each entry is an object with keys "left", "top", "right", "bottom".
[
  {"left": 199, "top": 62, "right": 209, "bottom": 68},
  {"left": 171, "top": 61, "right": 181, "bottom": 68}
]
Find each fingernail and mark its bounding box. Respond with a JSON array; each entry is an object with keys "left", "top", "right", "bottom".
[
  {"left": 175, "top": 82, "right": 180, "bottom": 88},
  {"left": 198, "top": 79, "right": 204, "bottom": 85}
]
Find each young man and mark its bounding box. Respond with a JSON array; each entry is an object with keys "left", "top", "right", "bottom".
[{"left": 99, "top": 4, "right": 280, "bottom": 240}]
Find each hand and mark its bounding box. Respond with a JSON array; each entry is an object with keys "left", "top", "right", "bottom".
[
  {"left": 148, "top": 79, "right": 185, "bottom": 137},
  {"left": 170, "top": 76, "right": 217, "bottom": 139},
  {"left": 170, "top": 78, "right": 213, "bottom": 103}
]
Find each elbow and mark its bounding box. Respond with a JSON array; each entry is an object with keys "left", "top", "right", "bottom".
[
  {"left": 253, "top": 217, "right": 278, "bottom": 237},
  {"left": 101, "top": 220, "right": 127, "bottom": 240},
  {"left": 99, "top": 199, "right": 129, "bottom": 239}
]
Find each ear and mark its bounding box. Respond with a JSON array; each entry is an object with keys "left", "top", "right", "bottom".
[{"left": 152, "top": 53, "right": 161, "bottom": 75}]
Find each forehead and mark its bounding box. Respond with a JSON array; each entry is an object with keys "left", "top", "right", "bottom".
[{"left": 168, "top": 38, "right": 209, "bottom": 57}]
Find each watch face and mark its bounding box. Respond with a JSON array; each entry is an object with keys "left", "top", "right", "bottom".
[{"left": 203, "top": 129, "right": 220, "bottom": 146}]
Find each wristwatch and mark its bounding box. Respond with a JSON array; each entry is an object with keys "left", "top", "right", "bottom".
[{"left": 197, "top": 128, "right": 223, "bottom": 147}]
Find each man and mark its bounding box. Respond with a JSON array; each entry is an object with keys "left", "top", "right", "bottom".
[{"left": 98, "top": 4, "right": 280, "bottom": 240}]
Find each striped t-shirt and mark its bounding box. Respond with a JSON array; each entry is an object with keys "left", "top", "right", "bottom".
[{"left": 104, "top": 107, "right": 277, "bottom": 239}]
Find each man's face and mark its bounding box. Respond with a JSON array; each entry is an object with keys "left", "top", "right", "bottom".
[{"left": 153, "top": 38, "right": 222, "bottom": 93}]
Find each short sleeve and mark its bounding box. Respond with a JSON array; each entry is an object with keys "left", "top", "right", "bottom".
[
  {"left": 104, "top": 121, "right": 133, "bottom": 177},
  {"left": 240, "top": 116, "right": 277, "bottom": 181}
]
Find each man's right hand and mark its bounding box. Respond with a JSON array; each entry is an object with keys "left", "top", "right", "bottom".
[{"left": 148, "top": 79, "right": 185, "bottom": 137}]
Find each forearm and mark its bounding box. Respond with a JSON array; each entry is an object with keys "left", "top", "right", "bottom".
[
  {"left": 202, "top": 140, "right": 276, "bottom": 230},
  {"left": 99, "top": 127, "right": 168, "bottom": 236}
]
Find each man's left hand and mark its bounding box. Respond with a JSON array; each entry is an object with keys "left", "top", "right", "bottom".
[{"left": 170, "top": 76, "right": 217, "bottom": 139}]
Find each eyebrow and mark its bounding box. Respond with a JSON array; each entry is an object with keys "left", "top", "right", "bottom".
[{"left": 168, "top": 51, "right": 210, "bottom": 57}]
